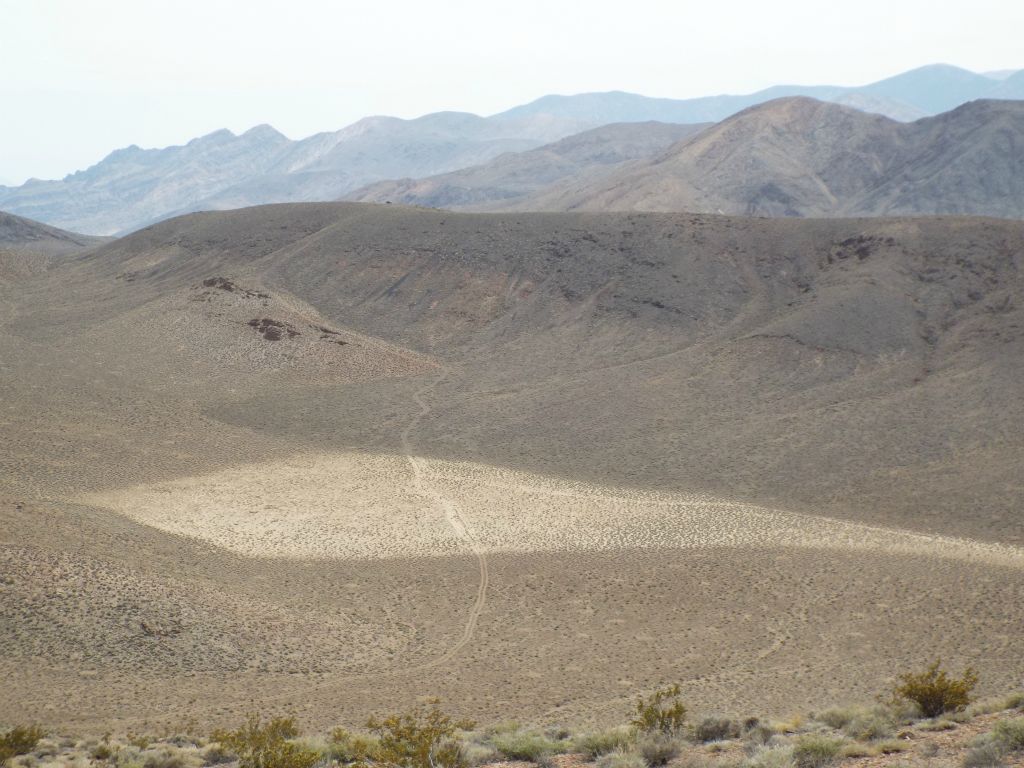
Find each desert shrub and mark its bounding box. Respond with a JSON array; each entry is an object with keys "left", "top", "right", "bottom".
[
  {"left": 693, "top": 717, "right": 739, "bottom": 743},
  {"left": 0, "top": 727, "right": 45, "bottom": 765},
  {"left": 488, "top": 730, "right": 564, "bottom": 762},
  {"left": 813, "top": 708, "right": 857, "bottom": 731},
  {"left": 596, "top": 748, "right": 647, "bottom": 768},
  {"left": 1005, "top": 693, "right": 1024, "bottom": 710},
  {"left": 576, "top": 727, "right": 635, "bottom": 759},
  {"left": 892, "top": 660, "right": 978, "bottom": 718},
  {"left": 326, "top": 729, "right": 380, "bottom": 764},
  {"left": 637, "top": 733, "right": 682, "bottom": 766},
  {"left": 210, "top": 715, "right": 318, "bottom": 768},
  {"left": 791, "top": 734, "right": 844, "bottom": 768},
  {"left": 92, "top": 744, "right": 115, "bottom": 761},
  {"left": 366, "top": 701, "right": 474, "bottom": 768},
  {"left": 458, "top": 742, "right": 500, "bottom": 768},
  {"left": 142, "top": 748, "right": 198, "bottom": 768},
  {"left": 632, "top": 685, "right": 687, "bottom": 736},
  {"left": 838, "top": 743, "right": 870, "bottom": 759},
  {"left": 742, "top": 726, "right": 776, "bottom": 753},
  {"left": 962, "top": 736, "right": 1005, "bottom": 768},
  {"left": 743, "top": 744, "right": 794, "bottom": 768},
  {"left": 992, "top": 718, "right": 1024, "bottom": 752},
  {"left": 842, "top": 711, "right": 894, "bottom": 742},
  {"left": 128, "top": 736, "right": 152, "bottom": 751},
  {"left": 201, "top": 744, "right": 234, "bottom": 766}
]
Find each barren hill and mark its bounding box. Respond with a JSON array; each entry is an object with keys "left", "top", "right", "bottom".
[
  {"left": 0, "top": 210, "right": 106, "bottom": 280},
  {"left": 348, "top": 121, "right": 710, "bottom": 208},
  {"left": 510, "top": 98, "right": 1024, "bottom": 217},
  {"left": 3, "top": 203, "right": 1023, "bottom": 730}
]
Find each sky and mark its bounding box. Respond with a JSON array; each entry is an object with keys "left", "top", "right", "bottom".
[{"left": 2, "top": 0, "right": 1023, "bottom": 185}]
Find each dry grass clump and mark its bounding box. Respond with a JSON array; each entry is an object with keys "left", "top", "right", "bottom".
[
  {"left": 743, "top": 744, "right": 795, "bottom": 768},
  {"left": 992, "top": 718, "right": 1024, "bottom": 752},
  {"left": 790, "top": 734, "right": 846, "bottom": 768},
  {"left": 210, "top": 716, "right": 318, "bottom": 768},
  {"left": 637, "top": 732, "right": 684, "bottom": 766},
  {"left": 892, "top": 660, "right": 979, "bottom": 718},
  {"left": 595, "top": 748, "right": 647, "bottom": 768},
  {"left": 575, "top": 727, "right": 636, "bottom": 759},
  {"left": 1, "top": 727, "right": 45, "bottom": 765},
  {"left": 486, "top": 726, "right": 568, "bottom": 763}
]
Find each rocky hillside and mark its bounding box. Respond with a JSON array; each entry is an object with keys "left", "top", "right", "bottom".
[{"left": 505, "top": 98, "right": 1024, "bottom": 218}]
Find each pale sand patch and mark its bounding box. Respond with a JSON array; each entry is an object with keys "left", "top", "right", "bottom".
[{"left": 79, "top": 452, "right": 1024, "bottom": 568}]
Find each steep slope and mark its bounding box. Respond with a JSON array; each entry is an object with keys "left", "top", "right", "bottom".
[
  {"left": 517, "top": 98, "right": 1024, "bottom": 218},
  {"left": 347, "top": 121, "right": 711, "bottom": 208}
]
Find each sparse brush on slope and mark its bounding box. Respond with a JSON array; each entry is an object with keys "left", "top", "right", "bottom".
[
  {"left": 365, "top": 700, "right": 475, "bottom": 768},
  {"left": 209, "top": 716, "right": 318, "bottom": 768},
  {"left": 0, "top": 726, "right": 45, "bottom": 766},
  {"left": 892, "top": 660, "right": 979, "bottom": 718},
  {"left": 631, "top": 685, "right": 687, "bottom": 736}
]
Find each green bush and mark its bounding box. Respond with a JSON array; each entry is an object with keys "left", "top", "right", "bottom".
[
  {"left": 892, "top": 660, "right": 978, "bottom": 718},
  {"left": 632, "top": 685, "right": 687, "bottom": 735},
  {"left": 366, "top": 700, "right": 474, "bottom": 768},
  {"left": 575, "top": 727, "right": 635, "bottom": 759},
  {"left": 0, "top": 727, "right": 45, "bottom": 765},
  {"left": 993, "top": 718, "right": 1024, "bottom": 752},
  {"left": 210, "top": 715, "right": 318, "bottom": 768},
  {"left": 791, "top": 734, "right": 845, "bottom": 768}
]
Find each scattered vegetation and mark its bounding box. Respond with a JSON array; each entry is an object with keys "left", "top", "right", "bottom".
[
  {"left": 210, "top": 715, "right": 318, "bottom": 768},
  {"left": 0, "top": 727, "right": 45, "bottom": 765},
  {"left": 892, "top": 660, "right": 978, "bottom": 718},
  {"left": 631, "top": 684, "right": 687, "bottom": 735},
  {"left": 365, "top": 700, "right": 474, "bottom": 768},
  {"left": 11, "top": 680, "right": 1024, "bottom": 768}
]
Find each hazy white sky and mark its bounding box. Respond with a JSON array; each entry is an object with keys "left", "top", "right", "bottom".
[{"left": 2, "top": 0, "right": 1022, "bottom": 185}]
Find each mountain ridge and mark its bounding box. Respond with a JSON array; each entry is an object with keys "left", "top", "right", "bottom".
[{"left": 2, "top": 63, "right": 1021, "bottom": 234}]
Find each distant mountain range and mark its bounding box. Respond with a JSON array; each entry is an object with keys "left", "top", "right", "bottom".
[
  {"left": 1, "top": 63, "right": 1021, "bottom": 234},
  {"left": 370, "top": 97, "right": 1024, "bottom": 219}
]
